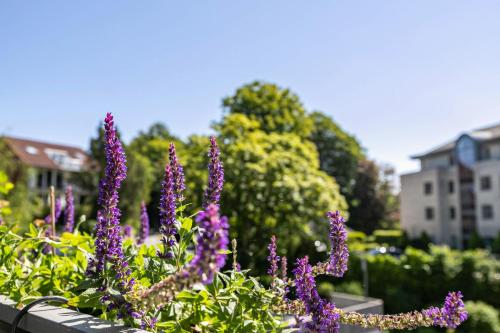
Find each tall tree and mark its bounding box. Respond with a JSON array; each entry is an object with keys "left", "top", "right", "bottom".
[
  {"left": 222, "top": 81, "right": 313, "bottom": 137},
  {"left": 347, "top": 159, "right": 386, "bottom": 234},
  {"left": 308, "top": 111, "right": 365, "bottom": 196},
  {"left": 209, "top": 114, "right": 348, "bottom": 272}
]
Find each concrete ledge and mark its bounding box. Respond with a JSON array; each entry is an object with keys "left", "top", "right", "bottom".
[{"left": 0, "top": 296, "right": 148, "bottom": 333}]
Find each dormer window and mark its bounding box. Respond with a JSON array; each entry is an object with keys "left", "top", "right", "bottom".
[{"left": 25, "top": 146, "right": 38, "bottom": 155}]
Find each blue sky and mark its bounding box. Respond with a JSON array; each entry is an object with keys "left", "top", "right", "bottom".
[{"left": 2, "top": 1, "right": 500, "bottom": 175}]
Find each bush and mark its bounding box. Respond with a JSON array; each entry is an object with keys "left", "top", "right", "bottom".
[
  {"left": 458, "top": 301, "right": 500, "bottom": 333},
  {"left": 372, "top": 229, "right": 402, "bottom": 247}
]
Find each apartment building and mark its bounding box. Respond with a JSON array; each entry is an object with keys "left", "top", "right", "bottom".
[{"left": 401, "top": 123, "right": 500, "bottom": 248}]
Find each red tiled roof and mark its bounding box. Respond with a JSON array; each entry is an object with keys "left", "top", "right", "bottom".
[{"left": 3, "top": 136, "right": 91, "bottom": 171}]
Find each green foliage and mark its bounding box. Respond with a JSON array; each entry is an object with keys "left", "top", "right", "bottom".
[
  {"left": 348, "top": 159, "right": 386, "bottom": 234},
  {"left": 222, "top": 81, "right": 313, "bottom": 137},
  {"left": 0, "top": 171, "right": 14, "bottom": 221},
  {"left": 120, "top": 150, "right": 155, "bottom": 227},
  {"left": 372, "top": 229, "right": 403, "bottom": 247},
  {"left": 492, "top": 231, "right": 500, "bottom": 254},
  {"left": 458, "top": 301, "right": 500, "bottom": 333},
  {"left": 214, "top": 114, "right": 347, "bottom": 272},
  {"left": 467, "top": 231, "right": 485, "bottom": 249},
  {"left": 0, "top": 216, "right": 282, "bottom": 332},
  {"left": 308, "top": 111, "right": 364, "bottom": 196}
]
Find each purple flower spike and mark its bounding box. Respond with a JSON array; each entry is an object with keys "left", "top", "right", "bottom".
[
  {"left": 158, "top": 164, "right": 177, "bottom": 258},
  {"left": 168, "top": 143, "right": 185, "bottom": 202},
  {"left": 43, "top": 198, "right": 62, "bottom": 253},
  {"left": 86, "top": 113, "right": 132, "bottom": 290},
  {"left": 123, "top": 225, "right": 132, "bottom": 238},
  {"left": 267, "top": 235, "right": 280, "bottom": 288},
  {"left": 64, "top": 186, "right": 75, "bottom": 233},
  {"left": 44, "top": 197, "right": 62, "bottom": 225},
  {"left": 137, "top": 204, "right": 230, "bottom": 309},
  {"left": 327, "top": 211, "right": 349, "bottom": 277},
  {"left": 423, "top": 291, "right": 468, "bottom": 329},
  {"left": 293, "top": 256, "right": 340, "bottom": 333},
  {"left": 203, "top": 136, "right": 224, "bottom": 208},
  {"left": 138, "top": 201, "right": 149, "bottom": 245},
  {"left": 190, "top": 204, "right": 229, "bottom": 283}
]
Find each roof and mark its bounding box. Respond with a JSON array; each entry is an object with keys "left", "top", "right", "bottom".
[
  {"left": 411, "top": 122, "right": 500, "bottom": 159},
  {"left": 2, "top": 136, "right": 91, "bottom": 171}
]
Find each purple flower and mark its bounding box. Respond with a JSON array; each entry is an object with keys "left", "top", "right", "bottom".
[
  {"left": 44, "top": 198, "right": 62, "bottom": 225},
  {"left": 86, "top": 113, "right": 132, "bottom": 291},
  {"left": 63, "top": 186, "right": 75, "bottom": 233},
  {"left": 423, "top": 291, "right": 468, "bottom": 329},
  {"left": 123, "top": 225, "right": 132, "bottom": 238},
  {"left": 137, "top": 201, "right": 149, "bottom": 245},
  {"left": 281, "top": 256, "right": 289, "bottom": 299},
  {"left": 293, "top": 256, "right": 340, "bottom": 332},
  {"left": 42, "top": 197, "right": 62, "bottom": 253},
  {"left": 169, "top": 143, "right": 185, "bottom": 202},
  {"left": 203, "top": 136, "right": 224, "bottom": 208},
  {"left": 189, "top": 204, "right": 229, "bottom": 283},
  {"left": 158, "top": 164, "right": 177, "bottom": 259},
  {"left": 327, "top": 211, "right": 349, "bottom": 277},
  {"left": 137, "top": 204, "right": 229, "bottom": 308},
  {"left": 267, "top": 235, "right": 280, "bottom": 288}
]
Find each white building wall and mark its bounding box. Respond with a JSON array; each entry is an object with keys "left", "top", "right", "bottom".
[
  {"left": 473, "top": 160, "right": 500, "bottom": 239},
  {"left": 401, "top": 169, "right": 442, "bottom": 242}
]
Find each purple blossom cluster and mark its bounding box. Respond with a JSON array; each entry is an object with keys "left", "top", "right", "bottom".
[
  {"left": 137, "top": 204, "right": 229, "bottom": 308},
  {"left": 86, "top": 113, "right": 133, "bottom": 291},
  {"left": 137, "top": 201, "right": 149, "bottom": 245},
  {"left": 326, "top": 211, "right": 349, "bottom": 277},
  {"left": 423, "top": 291, "right": 468, "bottom": 329},
  {"left": 43, "top": 198, "right": 62, "bottom": 253},
  {"left": 293, "top": 256, "right": 340, "bottom": 333},
  {"left": 168, "top": 143, "right": 185, "bottom": 202},
  {"left": 158, "top": 164, "right": 177, "bottom": 259},
  {"left": 123, "top": 225, "right": 132, "bottom": 238},
  {"left": 64, "top": 186, "right": 75, "bottom": 233},
  {"left": 203, "top": 136, "right": 224, "bottom": 208},
  {"left": 44, "top": 197, "right": 62, "bottom": 226},
  {"left": 190, "top": 204, "right": 229, "bottom": 283},
  {"left": 267, "top": 235, "right": 280, "bottom": 288}
]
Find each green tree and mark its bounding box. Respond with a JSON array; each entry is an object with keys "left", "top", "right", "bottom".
[
  {"left": 492, "top": 231, "right": 500, "bottom": 254},
  {"left": 308, "top": 111, "right": 364, "bottom": 196},
  {"left": 222, "top": 81, "right": 313, "bottom": 137},
  {"left": 468, "top": 231, "right": 485, "bottom": 249},
  {"left": 213, "top": 114, "right": 347, "bottom": 272},
  {"left": 347, "top": 159, "right": 386, "bottom": 234},
  {"left": 120, "top": 150, "right": 155, "bottom": 227}
]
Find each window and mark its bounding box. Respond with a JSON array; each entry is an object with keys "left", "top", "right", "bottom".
[
  {"left": 424, "top": 182, "right": 433, "bottom": 195},
  {"left": 449, "top": 206, "right": 456, "bottom": 220},
  {"left": 448, "top": 181, "right": 454, "bottom": 194},
  {"left": 425, "top": 207, "right": 434, "bottom": 220},
  {"left": 46, "top": 170, "right": 53, "bottom": 187},
  {"left": 480, "top": 176, "right": 491, "bottom": 191},
  {"left": 482, "top": 205, "right": 494, "bottom": 220},
  {"left": 56, "top": 172, "right": 63, "bottom": 189},
  {"left": 37, "top": 172, "right": 43, "bottom": 188}
]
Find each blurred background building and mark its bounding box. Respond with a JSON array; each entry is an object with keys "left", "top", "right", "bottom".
[{"left": 401, "top": 123, "right": 500, "bottom": 248}]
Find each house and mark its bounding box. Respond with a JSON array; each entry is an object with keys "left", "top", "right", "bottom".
[
  {"left": 1, "top": 136, "right": 93, "bottom": 203},
  {"left": 400, "top": 123, "right": 500, "bottom": 248}
]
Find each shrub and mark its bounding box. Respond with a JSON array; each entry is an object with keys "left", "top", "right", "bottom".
[{"left": 458, "top": 301, "right": 500, "bottom": 333}]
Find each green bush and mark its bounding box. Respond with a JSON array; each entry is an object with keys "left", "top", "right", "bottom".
[
  {"left": 372, "top": 229, "right": 402, "bottom": 247},
  {"left": 458, "top": 301, "right": 500, "bottom": 333}
]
